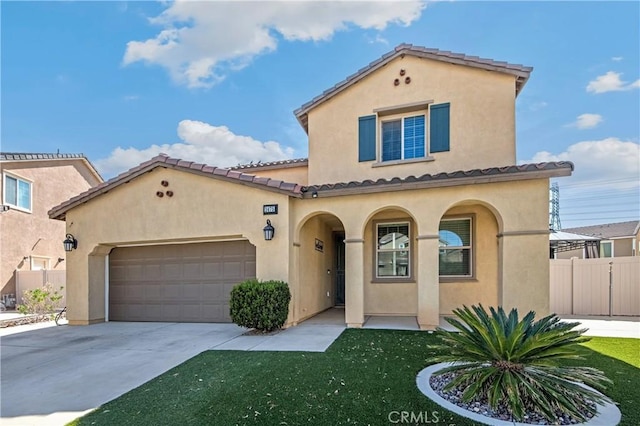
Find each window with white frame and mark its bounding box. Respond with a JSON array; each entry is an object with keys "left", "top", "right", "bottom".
[
  {"left": 376, "top": 222, "right": 410, "bottom": 278},
  {"left": 30, "top": 256, "right": 50, "bottom": 271},
  {"left": 381, "top": 115, "right": 426, "bottom": 162},
  {"left": 3, "top": 173, "right": 32, "bottom": 212},
  {"left": 600, "top": 241, "right": 613, "bottom": 258},
  {"left": 439, "top": 218, "right": 472, "bottom": 277}
]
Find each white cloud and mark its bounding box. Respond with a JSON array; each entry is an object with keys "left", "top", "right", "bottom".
[
  {"left": 529, "top": 101, "right": 548, "bottom": 112},
  {"left": 567, "top": 113, "right": 603, "bottom": 130},
  {"left": 94, "top": 120, "right": 295, "bottom": 177},
  {"left": 123, "top": 0, "right": 425, "bottom": 88},
  {"left": 611, "top": 56, "right": 623, "bottom": 61},
  {"left": 525, "top": 138, "right": 640, "bottom": 190},
  {"left": 586, "top": 71, "right": 640, "bottom": 93},
  {"left": 122, "top": 95, "right": 139, "bottom": 102}
]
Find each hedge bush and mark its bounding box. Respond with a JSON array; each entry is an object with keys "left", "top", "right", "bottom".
[{"left": 229, "top": 279, "right": 291, "bottom": 332}]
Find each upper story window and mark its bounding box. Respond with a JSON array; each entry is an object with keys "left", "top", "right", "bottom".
[
  {"left": 3, "top": 173, "right": 32, "bottom": 212},
  {"left": 439, "top": 217, "right": 472, "bottom": 278},
  {"left": 376, "top": 222, "right": 411, "bottom": 279},
  {"left": 381, "top": 115, "right": 425, "bottom": 161},
  {"left": 358, "top": 102, "right": 450, "bottom": 164}
]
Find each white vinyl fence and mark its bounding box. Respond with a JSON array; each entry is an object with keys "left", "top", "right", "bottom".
[
  {"left": 15, "top": 270, "right": 67, "bottom": 306},
  {"left": 550, "top": 257, "right": 640, "bottom": 316}
]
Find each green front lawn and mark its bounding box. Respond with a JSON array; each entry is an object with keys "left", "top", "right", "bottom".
[{"left": 70, "top": 331, "right": 639, "bottom": 426}]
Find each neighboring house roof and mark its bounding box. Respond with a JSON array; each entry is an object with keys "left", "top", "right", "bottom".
[
  {"left": 294, "top": 43, "right": 533, "bottom": 132},
  {"left": 49, "top": 155, "right": 573, "bottom": 220},
  {"left": 563, "top": 220, "right": 640, "bottom": 239},
  {"left": 231, "top": 158, "right": 308, "bottom": 171},
  {"left": 0, "top": 152, "right": 103, "bottom": 182},
  {"left": 549, "top": 231, "right": 600, "bottom": 242},
  {"left": 49, "top": 154, "right": 305, "bottom": 220}
]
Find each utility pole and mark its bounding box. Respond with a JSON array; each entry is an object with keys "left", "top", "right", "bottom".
[{"left": 549, "top": 182, "right": 561, "bottom": 231}]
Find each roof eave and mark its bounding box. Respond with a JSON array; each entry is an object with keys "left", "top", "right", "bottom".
[
  {"left": 49, "top": 160, "right": 303, "bottom": 221},
  {"left": 301, "top": 164, "right": 571, "bottom": 199},
  {"left": 293, "top": 45, "right": 533, "bottom": 132}
]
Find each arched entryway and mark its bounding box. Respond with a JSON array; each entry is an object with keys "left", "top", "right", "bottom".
[
  {"left": 295, "top": 212, "right": 346, "bottom": 324},
  {"left": 437, "top": 200, "right": 502, "bottom": 314}
]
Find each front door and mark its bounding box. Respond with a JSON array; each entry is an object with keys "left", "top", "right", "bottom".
[{"left": 334, "top": 233, "right": 346, "bottom": 305}]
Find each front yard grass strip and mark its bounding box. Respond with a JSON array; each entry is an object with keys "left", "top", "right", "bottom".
[{"left": 69, "top": 331, "right": 639, "bottom": 426}]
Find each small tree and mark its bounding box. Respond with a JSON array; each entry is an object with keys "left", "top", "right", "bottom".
[
  {"left": 17, "top": 283, "right": 64, "bottom": 316},
  {"left": 230, "top": 279, "right": 291, "bottom": 332}
]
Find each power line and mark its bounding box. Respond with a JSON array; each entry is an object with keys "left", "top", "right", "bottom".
[
  {"left": 559, "top": 177, "right": 639, "bottom": 189},
  {"left": 562, "top": 209, "right": 639, "bottom": 216}
]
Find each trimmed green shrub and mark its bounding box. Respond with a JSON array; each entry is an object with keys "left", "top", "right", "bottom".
[
  {"left": 429, "top": 305, "right": 613, "bottom": 422},
  {"left": 230, "top": 279, "right": 291, "bottom": 332}
]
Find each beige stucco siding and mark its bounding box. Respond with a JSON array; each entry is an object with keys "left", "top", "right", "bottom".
[
  {"left": 306, "top": 55, "right": 516, "bottom": 185},
  {"left": 297, "top": 215, "right": 335, "bottom": 320},
  {"left": 291, "top": 178, "right": 551, "bottom": 324},
  {"left": 63, "top": 167, "right": 291, "bottom": 324},
  {"left": 0, "top": 160, "right": 100, "bottom": 297}
]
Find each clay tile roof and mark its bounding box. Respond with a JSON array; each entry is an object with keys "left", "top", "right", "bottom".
[
  {"left": 562, "top": 220, "right": 640, "bottom": 239},
  {"left": 49, "top": 154, "right": 304, "bottom": 220},
  {"left": 231, "top": 158, "right": 308, "bottom": 171},
  {"left": 301, "top": 162, "right": 573, "bottom": 198},
  {"left": 0, "top": 151, "right": 103, "bottom": 181},
  {"left": 294, "top": 43, "right": 533, "bottom": 133}
]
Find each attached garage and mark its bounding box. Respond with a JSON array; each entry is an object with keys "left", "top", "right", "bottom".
[{"left": 108, "top": 240, "right": 256, "bottom": 322}]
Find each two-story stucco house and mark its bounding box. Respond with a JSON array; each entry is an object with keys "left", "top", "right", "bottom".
[
  {"left": 1, "top": 153, "right": 102, "bottom": 306},
  {"left": 49, "top": 44, "right": 573, "bottom": 328}
]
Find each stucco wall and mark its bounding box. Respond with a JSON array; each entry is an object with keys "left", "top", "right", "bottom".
[
  {"left": 306, "top": 55, "right": 517, "bottom": 185},
  {"left": 0, "top": 160, "right": 100, "bottom": 298},
  {"left": 297, "top": 216, "right": 334, "bottom": 320},
  {"left": 613, "top": 238, "right": 635, "bottom": 257},
  {"left": 63, "top": 167, "right": 291, "bottom": 324},
  {"left": 291, "top": 177, "right": 551, "bottom": 326}
]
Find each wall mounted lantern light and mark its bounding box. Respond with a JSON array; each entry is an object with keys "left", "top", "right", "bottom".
[
  {"left": 63, "top": 234, "right": 78, "bottom": 252},
  {"left": 263, "top": 220, "right": 275, "bottom": 241}
]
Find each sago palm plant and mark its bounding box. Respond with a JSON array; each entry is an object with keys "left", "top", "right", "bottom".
[{"left": 430, "top": 305, "right": 613, "bottom": 423}]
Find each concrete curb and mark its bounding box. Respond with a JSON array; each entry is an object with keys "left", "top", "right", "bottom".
[{"left": 416, "top": 363, "right": 621, "bottom": 426}]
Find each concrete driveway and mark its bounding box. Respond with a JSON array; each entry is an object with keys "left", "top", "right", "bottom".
[{"left": 0, "top": 321, "right": 246, "bottom": 426}]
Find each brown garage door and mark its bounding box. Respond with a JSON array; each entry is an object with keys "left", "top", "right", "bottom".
[{"left": 109, "top": 241, "right": 256, "bottom": 322}]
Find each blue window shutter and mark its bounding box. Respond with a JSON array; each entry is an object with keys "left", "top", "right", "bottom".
[
  {"left": 430, "top": 103, "right": 450, "bottom": 153},
  {"left": 358, "top": 115, "right": 376, "bottom": 162}
]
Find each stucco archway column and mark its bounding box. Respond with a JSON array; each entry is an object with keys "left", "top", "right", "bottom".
[
  {"left": 416, "top": 235, "right": 440, "bottom": 330},
  {"left": 344, "top": 238, "right": 364, "bottom": 328},
  {"left": 498, "top": 231, "right": 550, "bottom": 316}
]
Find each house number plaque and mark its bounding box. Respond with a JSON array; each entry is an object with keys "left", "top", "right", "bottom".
[{"left": 263, "top": 204, "right": 278, "bottom": 215}]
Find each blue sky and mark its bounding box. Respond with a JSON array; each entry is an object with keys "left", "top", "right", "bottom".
[{"left": 2, "top": 1, "right": 639, "bottom": 228}]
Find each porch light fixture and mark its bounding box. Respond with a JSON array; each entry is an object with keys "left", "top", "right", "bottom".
[
  {"left": 63, "top": 234, "right": 78, "bottom": 252},
  {"left": 311, "top": 191, "right": 318, "bottom": 198},
  {"left": 263, "top": 220, "right": 275, "bottom": 241}
]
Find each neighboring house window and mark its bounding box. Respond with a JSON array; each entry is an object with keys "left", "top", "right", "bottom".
[
  {"left": 376, "top": 223, "right": 410, "bottom": 278},
  {"left": 600, "top": 241, "right": 614, "bottom": 258},
  {"left": 439, "top": 218, "right": 472, "bottom": 277},
  {"left": 3, "top": 173, "right": 32, "bottom": 212},
  {"left": 358, "top": 103, "right": 450, "bottom": 163},
  {"left": 30, "top": 256, "right": 50, "bottom": 270}
]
